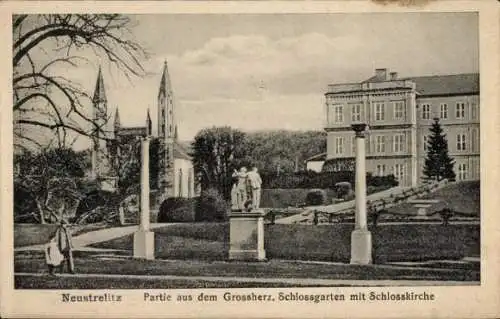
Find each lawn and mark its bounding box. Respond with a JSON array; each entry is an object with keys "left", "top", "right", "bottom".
[
  {"left": 386, "top": 181, "right": 480, "bottom": 216},
  {"left": 14, "top": 253, "right": 479, "bottom": 283},
  {"left": 91, "top": 222, "right": 480, "bottom": 263},
  {"left": 14, "top": 275, "right": 309, "bottom": 289}
]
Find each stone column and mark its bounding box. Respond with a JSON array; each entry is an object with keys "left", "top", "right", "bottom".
[
  {"left": 228, "top": 210, "right": 266, "bottom": 261},
  {"left": 350, "top": 123, "right": 372, "bottom": 264},
  {"left": 133, "top": 137, "right": 154, "bottom": 260}
]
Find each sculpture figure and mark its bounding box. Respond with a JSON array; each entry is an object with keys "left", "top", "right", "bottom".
[{"left": 232, "top": 167, "right": 248, "bottom": 211}]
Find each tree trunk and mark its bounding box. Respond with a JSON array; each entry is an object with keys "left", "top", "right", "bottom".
[{"left": 34, "top": 198, "right": 46, "bottom": 224}]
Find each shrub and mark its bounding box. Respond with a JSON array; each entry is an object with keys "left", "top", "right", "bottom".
[
  {"left": 196, "top": 188, "right": 228, "bottom": 222},
  {"left": 158, "top": 197, "right": 197, "bottom": 223},
  {"left": 305, "top": 189, "right": 327, "bottom": 206}
]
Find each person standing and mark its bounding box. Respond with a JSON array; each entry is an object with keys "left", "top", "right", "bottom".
[
  {"left": 247, "top": 166, "right": 263, "bottom": 209},
  {"left": 53, "top": 220, "right": 75, "bottom": 274}
]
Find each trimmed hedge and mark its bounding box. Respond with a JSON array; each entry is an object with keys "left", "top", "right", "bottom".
[
  {"left": 261, "top": 171, "right": 398, "bottom": 189},
  {"left": 157, "top": 188, "right": 228, "bottom": 223},
  {"left": 305, "top": 189, "right": 328, "bottom": 206}
]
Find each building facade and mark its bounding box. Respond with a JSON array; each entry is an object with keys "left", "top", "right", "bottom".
[
  {"left": 90, "top": 62, "right": 195, "bottom": 198},
  {"left": 324, "top": 68, "right": 479, "bottom": 187}
]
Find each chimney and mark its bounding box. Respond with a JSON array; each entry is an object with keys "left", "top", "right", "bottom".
[
  {"left": 375, "top": 68, "right": 388, "bottom": 81},
  {"left": 390, "top": 72, "right": 398, "bottom": 80}
]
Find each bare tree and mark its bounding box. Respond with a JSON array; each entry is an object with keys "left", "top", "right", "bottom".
[{"left": 13, "top": 14, "right": 148, "bottom": 149}]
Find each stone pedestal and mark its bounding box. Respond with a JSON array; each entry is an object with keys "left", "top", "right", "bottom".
[
  {"left": 228, "top": 210, "right": 266, "bottom": 261},
  {"left": 350, "top": 123, "right": 372, "bottom": 265},
  {"left": 350, "top": 229, "right": 372, "bottom": 264},
  {"left": 133, "top": 230, "right": 155, "bottom": 260}
]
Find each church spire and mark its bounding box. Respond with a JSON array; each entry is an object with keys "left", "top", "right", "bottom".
[
  {"left": 93, "top": 66, "right": 107, "bottom": 103},
  {"left": 158, "top": 60, "right": 168, "bottom": 97},
  {"left": 146, "top": 108, "right": 152, "bottom": 136},
  {"left": 114, "top": 108, "right": 121, "bottom": 128}
]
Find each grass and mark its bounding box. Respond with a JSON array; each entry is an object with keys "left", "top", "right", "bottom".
[
  {"left": 14, "top": 275, "right": 309, "bottom": 289},
  {"left": 387, "top": 181, "right": 480, "bottom": 216},
  {"left": 91, "top": 222, "right": 480, "bottom": 263},
  {"left": 14, "top": 253, "right": 480, "bottom": 282}
]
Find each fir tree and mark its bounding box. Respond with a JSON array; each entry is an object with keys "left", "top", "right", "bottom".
[{"left": 423, "top": 118, "right": 456, "bottom": 181}]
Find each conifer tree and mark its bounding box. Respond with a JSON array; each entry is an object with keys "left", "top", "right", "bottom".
[{"left": 423, "top": 118, "right": 456, "bottom": 181}]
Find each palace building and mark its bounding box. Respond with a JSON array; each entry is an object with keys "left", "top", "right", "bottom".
[
  {"left": 90, "top": 61, "right": 195, "bottom": 199},
  {"left": 323, "top": 68, "right": 479, "bottom": 187}
]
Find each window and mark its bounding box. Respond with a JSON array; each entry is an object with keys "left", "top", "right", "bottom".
[
  {"left": 393, "top": 134, "right": 405, "bottom": 153},
  {"left": 471, "top": 103, "right": 478, "bottom": 120},
  {"left": 421, "top": 104, "right": 431, "bottom": 119},
  {"left": 374, "top": 102, "right": 385, "bottom": 121},
  {"left": 393, "top": 164, "right": 405, "bottom": 183},
  {"left": 335, "top": 137, "right": 344, "bottom": 155},
  {"left": 351, "top": 104, "right": 362, "bottom": 122},
  {"left": 471, "top": 128, "right": 478, "bottom": 153},
  {"left": 375, "top": 136, "right": 385, "bottom": 153},
  {"left": 440, "top": 103, "right": 448, "bottom": 119},
  {"left": 161, "top": 124, "right": 165, "bottom": 135},
  {"left": 376, "top": 164, "right": 386, "bottom": 176},
  {"left": 393, "top": 101, "right": 405, "bottom": 120},
  {"left": 178, "top": 169, "right": 183, "bottom": 197},
  {"left": 456, "top": 102, "right": 466, "bottom": 119},
  {"left": 423, "top": 135, "right": 428, "bottom": 152},
  {"left": 334, "top": 105, "right": 344, "bottom": 123},
  {"left": 457, "top": 163, "right": 468, "bottom": 181},
  {"left": 457, "top": 134, "right": 467, "bottom": 151}
]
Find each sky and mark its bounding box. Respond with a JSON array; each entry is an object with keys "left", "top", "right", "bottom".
[{"left": 17, "top": 12, "right": 479, "bottom": 150}]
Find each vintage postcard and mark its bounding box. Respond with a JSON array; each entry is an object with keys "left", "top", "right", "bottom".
[{"left": 1, "top": 1, "right": 499, "bottom": 318}]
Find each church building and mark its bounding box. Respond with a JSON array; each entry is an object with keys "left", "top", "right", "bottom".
[{"left": 90, "top": 61, "right": 195, "bottom": 200}]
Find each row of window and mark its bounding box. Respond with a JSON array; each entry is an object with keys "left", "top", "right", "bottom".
[
  {"left": 423, "top": 131, "right": 478, "bottom": 152},
  {"left": 335, "top": 135, "right": 407, "bottom": 155},
  {"left": 330, "top": 101, "right": 406, "bottom": 123},
  {"left": 328, "top": 101, "right": 478, "bottom": 123},
  {"left": 421, "top": 102, "right": 478, "bottom": 120},
  {"left": 373, "top": 163, "right": 470, "bottom": 182}
]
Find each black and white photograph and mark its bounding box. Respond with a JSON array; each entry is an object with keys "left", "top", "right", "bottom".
[{"left": 2, "top": 1, "right": 499, "bottom": 318}]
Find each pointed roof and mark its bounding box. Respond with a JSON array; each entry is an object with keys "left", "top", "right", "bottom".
[
  {"left": 158, "top": 60, "right": 170, "bottom": 98},
  {"left": 174, "top": 125, "right": 178, "bottom": 140},
  {"left": 93, "top": 66, "right": 107, "bottom": 103},
  {"left": 114, "top": 108, "right": 120, "bottom": 126},
  {"left": 146, "top": 109, "right": 152, "bottom": 135}
]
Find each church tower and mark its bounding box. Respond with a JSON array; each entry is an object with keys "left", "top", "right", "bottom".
[
  {"left": 157, "top": 61, "right": 176, "bottom": 199},
  {"left": 91, "top": 66, "right": 112, "bottom": 180}
]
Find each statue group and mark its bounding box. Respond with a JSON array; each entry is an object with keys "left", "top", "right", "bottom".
[{"left": 231, "top": 166, "right": 262, "bottom": 212}]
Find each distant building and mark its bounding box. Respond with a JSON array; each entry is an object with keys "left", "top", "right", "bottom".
[
  {"left": 323, "top": 68, "right": 479, "bottom": 187},
  {"left": 305, "top": 153, "right": 327, "bottom": 172},
  {"left": 90, "top": 61, "right": 195, "bottom": 199}
]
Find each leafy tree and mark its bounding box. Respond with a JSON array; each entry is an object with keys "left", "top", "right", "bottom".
[
  {"left": 14, "top": 147, "right": 87, "bottom": 223},
  {"left": 192, "top": 127, "right": 248, "bottom": 200},
  {"left": 243, "top": 130, "right": 326, "bottom": 175},
  {"left": 13, "top": 14, "right": 147, "bottom": 150},
  {"left": 423, "top": 118, "right": 456, "bottom": 181}
]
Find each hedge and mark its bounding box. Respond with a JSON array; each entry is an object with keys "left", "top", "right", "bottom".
[
  {"left": 157, "top": 188, "right": 228, "bottom": 223},
  {"left": 260, "top": 171, "right": 398, "bottom": 189}
]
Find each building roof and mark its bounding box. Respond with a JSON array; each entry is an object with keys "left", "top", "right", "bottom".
[
  {"left": 406, "top": 73, "right": 479, "bottom": 97},
  {"left": 305, "top": 152, "right": 327, "bottom": 162},
  {"left": 174, "top": 141, "right": 192, "bottom": 161}
]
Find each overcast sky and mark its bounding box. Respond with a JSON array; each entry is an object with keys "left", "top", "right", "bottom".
[{"left": 38, "top": 12, "right": 479, "bottom": 150}]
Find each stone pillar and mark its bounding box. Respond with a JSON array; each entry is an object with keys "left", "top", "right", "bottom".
[
  {"left": 228, "top": 210, "right": 266, "bottom": 261},
  {"left": 134, "top": 137, "right": 154, "bottom": 260},
  {"left": 350, "top": 123, "right": 372, "bottom": 264}
]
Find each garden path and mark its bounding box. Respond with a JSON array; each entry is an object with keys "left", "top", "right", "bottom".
[{"left": 14, "top": 223, "right": 173, "bottom": 252}]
